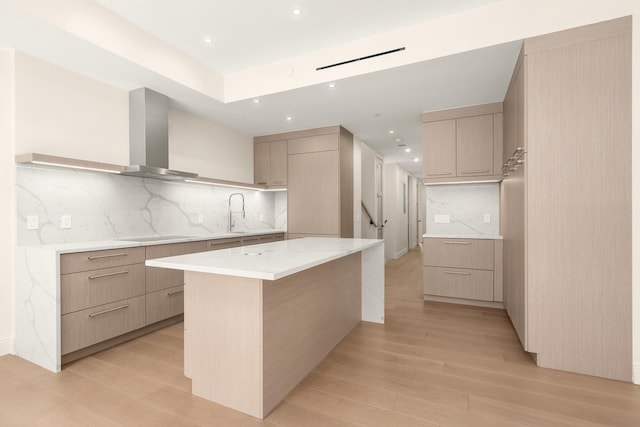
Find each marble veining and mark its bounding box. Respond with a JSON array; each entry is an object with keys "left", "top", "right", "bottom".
[
  {"left": 17, "top": 165, "right": 286, "bottom": 246},
  {"left": 426, "top": 183, "right": 499, "bottom": 236}
]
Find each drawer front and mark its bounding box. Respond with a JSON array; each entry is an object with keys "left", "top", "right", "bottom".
[
  {"left": 259, "top": 233, "right": 285, "bottom": 243},
  {"left": 423, "top": 238, "right": 494, "bottom": 270},
  {"left": 146, "top": 266, "right": 184, "bottom": 293},
  {"left": 241, "top": 235, "right": 261, "bottom": 246},
  {"left": 146, "top": 285, "right": 184, "bottom": 325},
  {"left": 61, "top": 247, "right": 146, "bottom": 274},
  {"left": 145, "top": 241, "right": 207, "bottom": 260},
  {"left": 61, "top": 263, "right": 145, "bottom": 314},
  {"left": 423, "top": 266, "right": 494, "bottom": 301},
  {"left": 61, "top": 295, "right": 145, "bottom": 354},
  {"left": 207, "top": 237, "right": 242, "bottom": 250}
]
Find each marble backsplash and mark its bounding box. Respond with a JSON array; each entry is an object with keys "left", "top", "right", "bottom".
[
  {"left": 426, "top": 183, "right": 499, "bottom": 236},
  {"left": 17, "top": 165, "right": 287, "bottom": 246}
]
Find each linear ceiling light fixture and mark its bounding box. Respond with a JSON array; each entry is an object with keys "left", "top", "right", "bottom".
[{"left": 316, "top": 47, "right": 406, "bottom": 71}]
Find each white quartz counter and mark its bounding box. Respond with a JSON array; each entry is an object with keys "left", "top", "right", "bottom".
[
  {"left": 423, "top": 233, "right": 503, "bottom": 240},
  {"left": 146, "top": 237, "right": 384, "bottom": 280},
  {"left": 17, "top": 229, "right": 286, "bottom": 254}
]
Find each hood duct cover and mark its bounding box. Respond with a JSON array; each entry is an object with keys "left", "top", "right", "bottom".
[{"left": 122, "top": 88, "right": 198, "bottom": 181}]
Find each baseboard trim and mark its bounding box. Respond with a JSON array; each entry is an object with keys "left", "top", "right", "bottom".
[
  {"left": 393, "top": 248, "right": 408, "bottom": 259},
  {"left": 423, "top": 294, "right": 505, "bottom": 310},
  {"left": 0, "top": 337, "right": 14, "bottom": 356},
  {"left": 633, "top": 363, "right": 640, "bottom": 384}
]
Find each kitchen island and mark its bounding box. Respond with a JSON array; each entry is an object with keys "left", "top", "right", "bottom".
[{"left": 146, "top": 237, "right": 384, "bottom": 419}]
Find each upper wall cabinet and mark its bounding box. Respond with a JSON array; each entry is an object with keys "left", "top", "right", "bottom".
[
  {"left": 422, "top": 103, "right": 503, "bottom": 184},
  {"left": 253, "top": 139, "right": 287, "bottom": 188}
]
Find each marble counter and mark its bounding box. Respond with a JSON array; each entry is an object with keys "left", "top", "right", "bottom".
[
  {"left": 146, "top": 237, "right": 382, "bottom": 280},
  {"left": 423, "top": 233, "right": 503, "bottom": 240}
]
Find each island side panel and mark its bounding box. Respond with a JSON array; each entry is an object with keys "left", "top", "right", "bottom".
[
  {"left": 184, "top": 271, "right": 264, "bottom": 419},
  {"left": 262, "top": 252, "right": 362, "bottom": 416},
  {"left": 362, "top": 242, "right": 385, "bottom": 323}
]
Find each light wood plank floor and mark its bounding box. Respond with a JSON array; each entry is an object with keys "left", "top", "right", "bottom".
[{"left": 2, "top": 246, "right": 640, "bottom": 426}]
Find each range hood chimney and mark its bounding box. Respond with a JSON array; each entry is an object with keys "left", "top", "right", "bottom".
[{"left": 122, "top": 88, "right": 198, "bottom": 181}]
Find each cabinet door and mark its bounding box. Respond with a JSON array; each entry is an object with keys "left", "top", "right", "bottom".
[
  {"left": 288, "top": 151, "right": 339, "bottom": 235},
  {"left": 254, "top": 142, "right": 270, "bottom": 185},
  {"left": 269, "top": 140, "right": 287, "bottom": 186},
  {"left": 456, "top": 115, "right": 494, "bottom": 176},
  {"left": 422, "top": 120, "right": 456, "bottom": 178}
]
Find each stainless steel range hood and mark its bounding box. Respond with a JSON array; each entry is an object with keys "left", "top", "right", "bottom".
[{"left": 122, "top": 88, "right": 198, "bottom": 181}]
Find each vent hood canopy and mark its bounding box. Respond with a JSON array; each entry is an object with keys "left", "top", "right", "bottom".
[{"left": 122, "top": 88, "right": 198, "bottom": 181}]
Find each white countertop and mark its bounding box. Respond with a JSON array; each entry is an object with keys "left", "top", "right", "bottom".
[
  {"left": 423, "top": 233, "right": 503, "bottom": 240},
  {"left": 19, "top": 229, "right": 286, "bottom": 254},
  {"left": 146, "top": 237, "right": 384, "bottom": 281}
]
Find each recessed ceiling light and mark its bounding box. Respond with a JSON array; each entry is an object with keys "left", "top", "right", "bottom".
[
  {"left": 405, "top": 148, "right": 411, "bottom": 153},
  {"left": 286, "top": 116, "right": 293, "bottom": 121},
  {"left": 328, "top": 83, "right": 336, "bottom": 88},
  {"left": 389, "top": 130, "right": 395, "bottom": 134},
  {"left": 292, "top": 8, "right": 302, "bottom": 15},
  {"left": 413, "top": 158, "right": 419, "bottom": 162},
  {"left": 395, "top": 138, "right": 402, "bottom": 142},
  {"left": 252, "top": 99, "right": 260, "bottom": 103},
  {"left": 202, "top": 36, "right": 213, "bottom": 44}
]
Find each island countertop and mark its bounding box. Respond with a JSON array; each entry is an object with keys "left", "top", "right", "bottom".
[{"left": 146, "top": 237, "right": 384, "bottom": 280}]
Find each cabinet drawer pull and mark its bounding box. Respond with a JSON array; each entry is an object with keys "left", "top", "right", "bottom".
[
  {"left": 427, "top": 172, "right": 453, "bottom": 176},
  {"left": 88, "top": 304, "right": 129, "bottom": 318},
  {"left": 444, "top": 271, "right": 471, "bottom": 276},
  {"left": 88, "top": 270, "right": 129, "bottom": 280},
  {"left": 87, "top": 252, "right": 128, "bottom": 260},
  {"left": 167, "top": 290, "right": 184, "bottom": 296},
  {"left": 256, "top": 181, "right": 267, "bottom": 185},
  {"left": 444, "top": 241, "right": 471, "bottom": 245},
  {"left": 460, "top": 169, "right": 490, "bottom": 174}
]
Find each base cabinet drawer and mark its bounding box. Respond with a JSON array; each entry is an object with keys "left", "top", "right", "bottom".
[
  {"left": 146, "top": 266, "right": 184, "bottom": 293},
  {"left": 423, "top": 238, "right": 493, "bottom": 270},
  {"left": 61, "top": 295, "right": 146, "bottom": 354},
  {"left": 61, "top": 247, "right": 146, "bottom": 274},
  {"left": 61, "top": 264, "right": 145, "bottom": 314},
  {"left": 207, "top": 237, "right": 242, "bottom": 251},
  {"left": 423, "top": 266, "right": 494, "bottom": 301},
  {"left": 146, "top": 285, "right": 184, "bottom": 325}
]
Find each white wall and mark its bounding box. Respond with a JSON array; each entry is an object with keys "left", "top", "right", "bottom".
[
  {"left": 383, "top": 163, "right": 409, "bottom": 262},
  {"left": 361, "top": 142, "right": 380, "bottom": 239},
  {"left": 352, "top": 136, "right": 362, "bottom": 238},
  {"left": 14, "top": 52, "right": 129, "bottom": 164},
  {"left": 0, "top": 50, "right": 15, "bottom": 355},
  {"left": 169, "top": 109, "right": 254, "bottom": 183}
]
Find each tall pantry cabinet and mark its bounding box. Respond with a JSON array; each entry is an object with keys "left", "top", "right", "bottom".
[
  {"left": 255, "top": 126, "right": 354, "bottom": 239},
  {"left": 501, "top": 17, "right": 632, "bottom": 381}
]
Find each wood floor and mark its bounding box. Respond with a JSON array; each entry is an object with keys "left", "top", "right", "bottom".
[{"left": 2, "top": 246, "right": 640, "bottom": 426}]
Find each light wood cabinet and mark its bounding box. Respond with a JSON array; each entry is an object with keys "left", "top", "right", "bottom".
[
  {"left": 422, "top": 120, "right": 456, "bottom": 178},
  {"left": 60, "top": 247, "right": 147, "bottom": 355},
  {"left": 501, "top": 17, "right": 631, "bottom": 381},
  {"left": 257, "top": 126, "right": 353, "bottom": 237},
  {"left": 456, "top": 115, "right": 494, "bottom": 177},
  {"left": 254, "top": 140, "right": 287, "bottom": 188},
  {"left": 423, "top": 237, "right": 502, "bottom": 304},
  {"left": 422, "top": 103, "right": 503, "bottom": 184},
  {"left": 146, "top": 285, "right": 184, "bottom": 325},
  {"left": 61, "top": 295, "right": 146, "bottom": 354}
]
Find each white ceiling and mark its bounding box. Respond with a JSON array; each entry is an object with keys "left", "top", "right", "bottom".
[{"left": 0, "top": 0, "right": 522, "bottom": 176}]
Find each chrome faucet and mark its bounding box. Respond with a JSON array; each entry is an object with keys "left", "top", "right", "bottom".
[{"left": 228, "top": 193, "right": 245, "bottom": 232}]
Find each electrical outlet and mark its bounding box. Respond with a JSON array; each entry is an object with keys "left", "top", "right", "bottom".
[
  {"left": 61, "top": 215, "right": 72, "bottom": 229},
  {"left": 27, "top": 215, "right": 38, "bottom": 230},
  {"left": 434, "top": 214, "right": 450, "bottom": 224},
  {"left": 483, "top": 214, "right": 491, "bottom": 224},
  {"left": 197, "top": 213, "right": 204, "bottom": 224}
]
